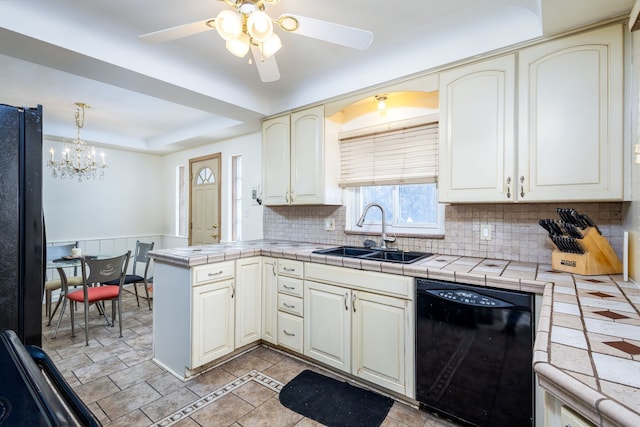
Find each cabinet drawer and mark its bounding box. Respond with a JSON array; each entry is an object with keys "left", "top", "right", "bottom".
[
  {"left": 192, "top": 261, "right": 234, "bottom": 286},
  {"left": 278, "top": 276, "right": 303, "bottom": 297},
  {"left": 278, "top": 312, "right": 303, "bottom": 353},
  {"left": 278, "top": 259, "right": 304, "bottom": 279},
  {"left": 278, "top": 294, "right": 303, "bottom": 316}
]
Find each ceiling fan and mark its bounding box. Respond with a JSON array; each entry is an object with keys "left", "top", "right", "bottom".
[{"left": 139, "top": 0, "right": 374, "bottom": 82}]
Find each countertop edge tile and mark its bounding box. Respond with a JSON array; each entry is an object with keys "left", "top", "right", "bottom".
[{"left": 598, "top": 398, "right": 640, "bottom": 427}]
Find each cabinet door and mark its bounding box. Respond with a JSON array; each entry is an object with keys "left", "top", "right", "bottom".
[
  {"left": 304, "top": 280, "right": 351, "bottom": 372},
  {"left": 235, "top": 257, "right": 262, "bottom": 348},
  {"left": 191, "top": 279, "right": 234, "bottom": 368},
  {"left": 261, "top": 257, "right": 278, "bottom": 345},
  {"left": 352, "top": 291, "right": 414, "bottom": 397},
  {"left": 290, "top": 105, "right": 325, "bottom": 204},
  {"left": 262, "top": 115, "right": 291, "bottom": 205},
  {"left": 518, "top": 24, "right": 623, "bottom": 201},
  {"left": 439, "top": 55, "right": 516, "bottom": 202}
]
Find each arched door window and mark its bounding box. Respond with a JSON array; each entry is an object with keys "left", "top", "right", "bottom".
[{"left": 196, "top": 167, "right": 216, "bottom": 185}]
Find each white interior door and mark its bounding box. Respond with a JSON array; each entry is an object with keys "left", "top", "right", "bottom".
[{"left": 190, "top": 153, "right": 221, "bottom": 246}]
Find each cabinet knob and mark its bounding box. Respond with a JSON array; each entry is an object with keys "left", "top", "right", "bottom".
[
  {"left": 283, "top": 329, "right": 295, "bottom": 337},
  {"left": 520, "top": 175, "right": 525, "bottom": 198},
  {"left": 506, "top": 176, "right": 512, "bottom": 199}
]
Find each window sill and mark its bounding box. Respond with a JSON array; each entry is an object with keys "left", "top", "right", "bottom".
[{"left": 344, "top": 230, "right": 445, "bottom": 240}]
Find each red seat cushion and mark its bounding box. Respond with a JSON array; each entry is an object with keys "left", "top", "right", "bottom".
[{"left": 67, "top": 285, "right": 120, "bottom": 303}]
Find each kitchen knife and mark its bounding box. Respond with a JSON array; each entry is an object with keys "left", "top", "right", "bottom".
[
  {"left": 557, "top": 208, "right": 574, "bottom": 225},
  {"left": 539, "top": 219, "right": 554, "bottom": 235},
  {"left": 551, "top": 235, "right": 566, "bottom": 251},
  {"left": 548, "top": 220, "right": 564, "bottom": 236},
  {"left": 568, "top": 209, "right": 588, "bottom": 229},
  {"left": 563, "top": 222, "right": 583, "bottom": 239},
  {"left": 579, "top": 213, "right": 602, "bottom": 235}
]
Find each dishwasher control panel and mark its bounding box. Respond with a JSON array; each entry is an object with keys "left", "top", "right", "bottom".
[{"left": 426, "top": 289, "right": 512, "bottom": 308}]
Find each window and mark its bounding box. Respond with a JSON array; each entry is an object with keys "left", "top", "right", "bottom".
[
  {"left": 176, "top": 165, "right": 187, "bottom": 236},
  {"left": 232, "top": 155, "right": 242, "bottom": 241},
  {"left": 347, "top": 184, "right": 444, "bottom": 236},
  {"left": 340, "top": 116, "right": 444, "bottom": 236}
]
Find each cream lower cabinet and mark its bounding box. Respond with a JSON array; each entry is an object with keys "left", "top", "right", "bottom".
[
  {"left": 261, "top": 257, "right": 278, "bottom": 345},
  {"left": 235, "top": 257, "right": 262, "bottom": 348},
  {"left": 277, "top": 259, "right": 304, "bottom": 353},
  {"left": 304, "top": 281, "right": 351, "bottom": 372},
  {"left": 304, "top": 264, "right": 414, "bottom": 398},
  {"left": 191, "top": 262, "right": 235, "bottom": 368}
]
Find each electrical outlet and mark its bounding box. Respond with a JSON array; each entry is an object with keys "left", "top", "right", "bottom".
[
  {"left": 324, "top": 217, "right": 335, "bottom": 231},
  {"left": 481, "top": 223, "right": 492, "bottom": 241}
]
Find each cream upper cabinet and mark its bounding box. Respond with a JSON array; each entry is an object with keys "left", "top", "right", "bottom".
[
  {"left": 439, "top": 54, "right": 516, "bottom": 203},
  {"left": 439, "top": 24, "right": 624, "bottom": 203},
  {"left": 262, "top": 105, "right": 340, "bottom": 206},
  {"left": 517, "top": 24, "right": 623, "bottom": 201}
]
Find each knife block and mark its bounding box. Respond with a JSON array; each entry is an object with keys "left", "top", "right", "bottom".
[{"left": 551, "top": 227, "right": 622, "bottom": 275}]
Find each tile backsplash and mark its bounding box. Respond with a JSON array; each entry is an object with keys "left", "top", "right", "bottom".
[{"left": 263, "top": 202, "right": 626, "bottom": 264}]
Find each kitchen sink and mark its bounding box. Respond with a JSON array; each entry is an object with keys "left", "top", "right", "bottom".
[{"left": 312, "top": 246, "right": 432, "bottom": 264}]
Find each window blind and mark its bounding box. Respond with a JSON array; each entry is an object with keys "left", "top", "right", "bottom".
[{"left": 338, "top": 121, "right": 438, "bottom": 187}]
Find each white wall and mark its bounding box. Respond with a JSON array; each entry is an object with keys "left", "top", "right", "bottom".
[
  {"left": 44, "top": 130, "right": 264, "bottom": 248},
  {"left": 43, "top": 138, "right": 164, "bottom": 242},
  {"left": 159, "top": 132, "right": 264, "bottom": 243}
]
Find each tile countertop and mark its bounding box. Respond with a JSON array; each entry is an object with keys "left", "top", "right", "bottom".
[{"left": 149, "top": 240, "right": 640, "bottom": 426}]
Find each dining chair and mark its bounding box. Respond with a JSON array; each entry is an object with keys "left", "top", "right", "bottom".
[
  {"left": 102, "top": 241, "right": 154, "bottom": 309},
  {"left": 65, "top": 251, "right": 131, "bottom": 346},
  {"left": 44, "top": 242, "right": 83, "bottom": 325}
]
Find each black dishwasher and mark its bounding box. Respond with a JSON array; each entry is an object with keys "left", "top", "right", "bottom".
[{"left": 416, "top": 279, "right": 534, "bottom": 427}]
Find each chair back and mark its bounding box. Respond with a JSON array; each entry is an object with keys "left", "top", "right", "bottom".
[
  {"left": 46, "top": 242, "right": 77, "bottom": 261},
  {"left": 132, "top": 241, "right": 154, "bottom": 277},
  {"left": 81, "top": 252, "right": 131, "bottom": 289},
  {"left": 45, "top": 242, "right": 80, "bottom": 279}
]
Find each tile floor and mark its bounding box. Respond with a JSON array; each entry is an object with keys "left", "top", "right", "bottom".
[{"left": 42, "top": 289, "right": 457, "bottom": 427}]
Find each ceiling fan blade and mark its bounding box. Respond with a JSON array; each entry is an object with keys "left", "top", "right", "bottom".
[
  {"left": 251, "top": 45, "right": 280, "bottom": 82},
  {"left": 139, "top": 18, "right": 214, "bottom": 43},
  {"left": 279, "top": 14, "right": 373, "bottom": 50}
]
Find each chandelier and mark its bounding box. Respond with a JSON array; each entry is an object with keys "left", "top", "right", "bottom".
[
  {"left": 208, "top": 0, "right": 297, "bottom": 59},
  {"left": 47, "top": 102, "right": 107, "bottom": 182}
]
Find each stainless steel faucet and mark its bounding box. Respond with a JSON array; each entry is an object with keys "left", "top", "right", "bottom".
[{"left": 356, "top": 202, "right": 396, "bottom": 249}]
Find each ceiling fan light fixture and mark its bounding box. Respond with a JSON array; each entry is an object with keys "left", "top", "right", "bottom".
[
  {"left": 226, "top": 32, "right": 251, "bottom": 57},
  {"left": 215, "top": 9, "right": 243, "bottom": 40},
  {"left": 278, "top": 15, "right": 299, "bottom": 32},
  {"left": 261, "top": 33, "right": 282, "bottom": 58},
  {"left": 247, "top": 10, "right": 273, "bottom": 42}
]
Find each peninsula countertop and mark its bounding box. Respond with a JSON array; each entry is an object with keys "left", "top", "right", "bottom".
[{"left": 149, "top": 240, "right": 640, "bottom": 426}]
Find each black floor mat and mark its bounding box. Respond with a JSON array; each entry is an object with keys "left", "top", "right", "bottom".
[{"left": 279, "top": 370, "right": 394, "bottom": 427}]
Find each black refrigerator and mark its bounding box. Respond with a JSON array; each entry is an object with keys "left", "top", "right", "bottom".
[{"left": 0, "top": 104, "right": 44, "bottom": 347}]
